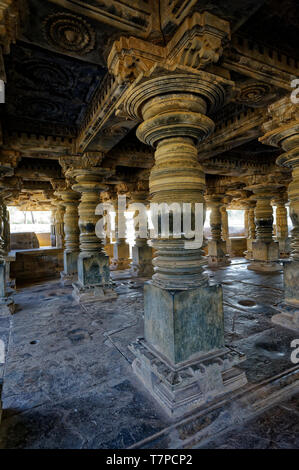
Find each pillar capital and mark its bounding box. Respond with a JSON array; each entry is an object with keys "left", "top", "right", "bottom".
[{"left": 108, "top": 12, "right": 230, "bottom": 84}]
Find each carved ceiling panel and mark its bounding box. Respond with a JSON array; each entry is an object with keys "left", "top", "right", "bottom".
[{"left": 2, "top": 42, "right": 106, "bottom": 136}]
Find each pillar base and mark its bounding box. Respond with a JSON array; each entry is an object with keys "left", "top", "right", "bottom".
[
  {"left": 129, "top": 281, "right": 247, "bottom": 417},
  {"left": 110, "top": 240, "right": 131, "bottom": 271},
  {"left": 131, "top": 243, "right": 153, "bottom": 277},
  {"left": 60, "top": 271, "right": 77, "bottom": 286},
  {"left": 129, "top": 338, "right": 247, "bottom": 418},
  {"left": 208, "top": 254, "right": 230, "bottom": 267},
  {"left": 110, "top": 259, "right": 131, "bottom": 271},
  {"left": 72, "top": 282, "right": 117, "bottom": 304},
  {"left": 207, "top": 240, "right": 229, "bottom": 267},
  {"left": 248, "top": 240, "right": 281, "bottom": 271},
  {"left": 272, "top": 302, "right": 299, "bottom": 332},
  {"left": 0, "top": 297, "right": 15, "bottom": 316},
  {"left": 278, "top": 237, "right": 291, "bottom": 258},
  {"left": 247, "top": 261, "right": 282, "bottom": 272}
]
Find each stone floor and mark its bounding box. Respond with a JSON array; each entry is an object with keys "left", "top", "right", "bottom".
[{"left": 0, "top": 258, "right": 298, "bottom": 449}]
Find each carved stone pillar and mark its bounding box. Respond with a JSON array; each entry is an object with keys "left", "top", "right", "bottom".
[
  {"left": 245, "top": 202, "right": 256, "bottom": 260},
  {"left": 129, "top": 182, "right": 153, "bottom": 277},
  {"left": 118, "top": 69, "right": 246, "bottom": 417},
  {"left": 50, "top": 209, "right": 56, "bottom": 247},
  {"left": 260, "top": 97, "right": 299, "bottom": 330},
  {"left": 69, "top": 158, "right": 116, "bottom": 303},
  {"left": 58, "top": 189, "right": 80, "bottom": 286},
  {"left": 51, "top": 198, "right": 65, "bottom": 249},
  {"left": 221, "top": 205, "right": 229, "bottom": 243},
  {"left": 246, "top": 184, "right": 281, "bottom": 272},
  {"left": 273, "top": 194, "right": 290, "bottom": 258},
  {"left": 206, "top": 195, "right": 230, "bottom": 266},
  {"left": 244, "top": 208, "right": 249, "bottom": 238},
  {"left": 100, "top": 190, "right": 114, "bottom": 262},
  {"left": 110, "top": 184, "right": 131, "bottom": 271}
]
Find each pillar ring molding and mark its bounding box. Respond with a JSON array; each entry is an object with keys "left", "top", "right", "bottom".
[{"left": 123, "top": 71, "right": 231, "bottom": 121}]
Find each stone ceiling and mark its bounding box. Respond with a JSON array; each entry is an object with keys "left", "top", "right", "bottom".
[{"left": 0, "top": 0, "right": 298, "bottom": 208}]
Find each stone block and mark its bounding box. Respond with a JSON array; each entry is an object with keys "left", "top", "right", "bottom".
[
  {"left": 77, "top": 252, "right": 110, "bottom": 287},
  {"left": 144, "top": 282, "right": 224, "bottom": 364}
]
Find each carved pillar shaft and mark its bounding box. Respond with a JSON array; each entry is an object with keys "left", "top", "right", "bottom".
[
  {"left": 53, "top": 202, "right": 65, "bottom": 249},
  {"left": 206, "top": 196, "right": 229, "bottom": 266},
  {"left": 221, "top": 206, "right": 229, "bottom": 242},
  {"left": 58, "top": 190, "right": 80, "bottom": 284},
  {"left": 110, "top": 194, "right": 131, "bottom": 271},
  {"left": 70, "top": 167, "right": 116, "bottom": 303},
  {"left": 254, "top": 194, "right": 274, "bottom": 242},
  {"left": 245, "top": 205, "right": 256, "bottom": 260},
  {"left": 276, "top": 203, "right": 288, "bottom": 240},
  {"left": 149, "top": 136, "right": 207, "bottom": 289},
  {"left": 246, "top": 185, "right": 280, "bottom": 271},
  {"left": 130, "top": 187, "right": 153, "bottom": 277}
]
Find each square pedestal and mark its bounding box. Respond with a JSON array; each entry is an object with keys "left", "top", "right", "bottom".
[
  {"left": 208, "top": 240, "right": 230, "bottom": 266},
  {"left": 73, "top": 252, "right": 116, "bottom": 303},
  {"left": 78, "top": 252, "right": 110, "bottom": 287},
  {"left": 144, "top": 282, "right": 224, "bottom": 363},
  {"left": 129, "top": 282, "right": 247, "bottom": 417},
  {"left": 64, "top": 251, "right": 79, "bottom": 276},
  {"left": 248, "top": 240, "right": 281, "bottom": 271},
  {"left": 110, "top": 241, "right": 131, "bottom": 270},
  {"left": 131, "top": 244, "right": 153, "bottom": 277}
]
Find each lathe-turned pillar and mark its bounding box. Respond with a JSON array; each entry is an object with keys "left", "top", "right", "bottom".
[
  {"left": 58, "top": 189, "right": 80, "bottom": 286},
  {"left": 110, "top": 184, "right": 131, "bottom": 271},
  {"left": 220, "top": 205, "right": 229, "bottom": 243},
  {"left": 246, "top": 183, "right": 281, "bottom": 272},
  {"left": 51, "top": 200, "right": 65, "bottom": 249},
  {"left": 260, "top": 97, "right": 299, "bottom": 330},
  {"left": 69, "top": 160, "right": 116, "bottom": 303},
  {"left": 244, "top": 201, "right": 256, "bottom": 260},
  {"left": 100, "top": 191, "right": 114, "bottom": 262},
  {"left": 273, "top": 194, "right": 290, "bottom": 258},
  {"left": 129, "top": 181, "right": 153, "bottom": 277},
  {"left": 206, "top": 195, "right": 230, "bottom": 266},
  {"left": 119, "top": 69, "right": 247, "bottom": 417}
]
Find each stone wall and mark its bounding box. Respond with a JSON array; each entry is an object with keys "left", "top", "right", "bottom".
[
  {"left": 10, "top": 248, "right": 63, "bottom": 284},
  {"left": 10, "top": 232, "right": 39, "bottom": 250}
]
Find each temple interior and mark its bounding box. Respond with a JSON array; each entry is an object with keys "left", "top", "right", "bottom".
[{"left": 0, "top": 0, "right": 298, "bottom": 449}]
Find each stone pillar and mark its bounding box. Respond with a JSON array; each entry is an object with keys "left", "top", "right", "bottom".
[
  {"left": 58, "top": 189, "right": 80, "bottom": 286},
  {"left": 246, "top": 184, "right": 281, "bottom": 272},
  {"left": 110, "top": 184, "right": 131, "bottom": 271},
  {"left": 260, "top": 98, "right": 299, "bottom": 330},
  {"left": 129, "top": 182, "right": 153, "bottom": 277},
  {"left": 244, "top": 208, "right": 249, "bottom": 238},
  {"left": 50, "top": 209, "right": 56, "bottom": 247},
  {"left": 70, "top": 162, "right": 116, "bottom": 303},
  {"left": 121, "top": 71, "right": 247, "bottom": 417},
  {"left": 0, "top": 196, "right": 15, "bottom": 315},
  {"left": 221, "top": 205, "right": 229, "bottom": 243},
  {"left": 274, "top": 195, "right": 290, "bottom": 258},
  {"left": 99, "top": 191, "right": 114, "bottom": 262},
  {"left": 206, "top": 195, "right": 230, "bottom": 266},
  {"left": 245, "top": 202, "right": 256, "bottom": 260},
  {"left": 51, "top": 200, "right": 65, "bottom": 249}
]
